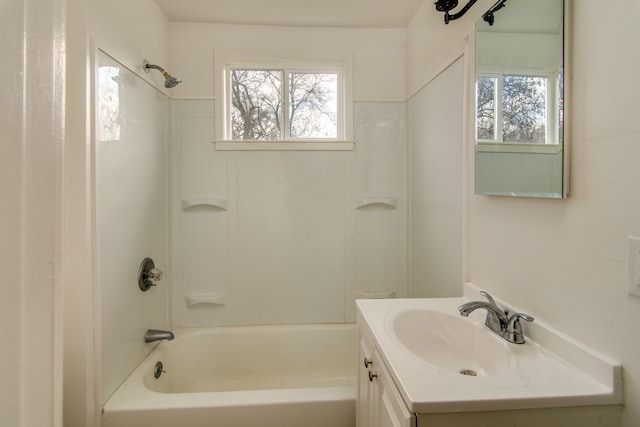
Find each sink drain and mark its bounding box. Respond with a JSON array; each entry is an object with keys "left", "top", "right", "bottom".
[{"left": 459, "top": 369, "right": 478, "bottom": 376}]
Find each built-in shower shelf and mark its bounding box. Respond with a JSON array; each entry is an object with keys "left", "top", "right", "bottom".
[
  {"left": 185, "top": 292, "right": 227, "bottom": 306},
  {"left": 357, "top": 289, "right": 396, "bottom": 299},
  {"left": 182, "top": 199, "right": 228, "bottom": 211},
  {"left": 354, "top": 198, "right": 397, "bottom": 210}
]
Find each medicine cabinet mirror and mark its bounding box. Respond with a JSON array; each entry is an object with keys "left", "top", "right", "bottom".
[{"left": 474, "top": 0, "right": 569, "bottom": 198}]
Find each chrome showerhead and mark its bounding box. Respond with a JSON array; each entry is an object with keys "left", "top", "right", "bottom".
[
  {"left": 163, "top": 74, "right": 182, "bottom": 88},
  {"left": 143, "top": 59, "right": 182, "bottom": 88}
]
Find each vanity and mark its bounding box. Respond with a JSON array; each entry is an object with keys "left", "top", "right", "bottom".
[{"left": 356, "top": 284, "right": 623, "bottom": 427}]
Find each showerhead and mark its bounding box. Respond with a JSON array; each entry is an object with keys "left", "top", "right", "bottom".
[
  {"left": 163, "top": 74, "right": 182, "bottom": 88},
  {"left": 143, "top": 59, "right": 182, "bottom": 88}
]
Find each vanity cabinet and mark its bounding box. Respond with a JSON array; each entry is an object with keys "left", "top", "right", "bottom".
[{"left": 357, "top": 329, "right": 416, "bottom": 427}]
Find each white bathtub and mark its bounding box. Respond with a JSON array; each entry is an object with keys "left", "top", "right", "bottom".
[{"left": 102, "top": 323, "right": 357, "bottom": 427}]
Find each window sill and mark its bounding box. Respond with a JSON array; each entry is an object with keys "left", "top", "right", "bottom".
[
  {"left": 476, "top": 142, "right": 562, "bottom": 155},
  {"left": 215, "top": 141, "right": 355, "bottom": 151}
]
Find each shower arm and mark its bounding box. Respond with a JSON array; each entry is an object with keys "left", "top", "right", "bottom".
[
  {"left": 143, "top": 61, "right": 167, "bottom": 75},
  {"left": 142, "top": 59, "right": 182, "bottom": 88}
]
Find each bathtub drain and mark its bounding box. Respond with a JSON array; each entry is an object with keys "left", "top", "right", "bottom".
[
  {"left": 459, "top": 369, "right": 477, "bottom": 376},
  {"left": 154, "top": 361, "right": 165, "bottom": 379}
]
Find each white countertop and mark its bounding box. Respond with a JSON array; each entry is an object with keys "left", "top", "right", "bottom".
[{"left": 356, "top": 288, "right": 623, "bottom": 413}]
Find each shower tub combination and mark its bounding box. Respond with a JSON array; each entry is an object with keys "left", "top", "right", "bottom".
[{"left": 103, "top": 323, "right": 357, "bottom": 427}]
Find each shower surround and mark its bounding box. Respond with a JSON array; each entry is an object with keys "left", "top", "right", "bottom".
[
  {"left": 96, "top": 54, "right": 407, "bottom": 407},
  {"left": 171, "top": 99, "right": 407, "bottom": 328}
]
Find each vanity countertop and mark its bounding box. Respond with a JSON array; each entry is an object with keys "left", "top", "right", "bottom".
[{"left": 356, "top": 285, "right": 623, "bottom": 413}]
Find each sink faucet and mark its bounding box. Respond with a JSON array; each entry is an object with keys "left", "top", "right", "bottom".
[
  {"left": 458, "top": 291, "right": 534, "bottom": 344},
  {"left": 144, "top": 329, "right": 174, "bottom": 343}
]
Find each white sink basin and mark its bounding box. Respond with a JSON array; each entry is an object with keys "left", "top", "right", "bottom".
[
  {"left": 357, "top": 294, "right": 623, "bottom": 413},
  {"left": 389, "top": 308, "right": 510, "bottom": 376}
]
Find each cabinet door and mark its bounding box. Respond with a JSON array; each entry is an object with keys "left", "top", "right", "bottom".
[
  {"left": 374, "top": 349, "right": 416, "bottom": 427},
  {"left": 357, "top": 334, "right": 375, "bottom": 427}
]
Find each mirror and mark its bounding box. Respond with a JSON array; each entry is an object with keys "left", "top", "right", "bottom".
[{"left": 474, "top": 0, "right": 569, "bottom": 198}]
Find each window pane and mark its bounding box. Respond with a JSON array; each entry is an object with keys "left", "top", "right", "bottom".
[
  {"left": 476, "top": 76, "right": 496, "bottom": 140},
  {"left": 289, "top": 73, "right": 338, "bottom": 139},
  {"left": 230, "top": 70, "right": 282, "bottom": 140},
  {"left": 502, "top": 76, "right": 547, "bottom": 143}
]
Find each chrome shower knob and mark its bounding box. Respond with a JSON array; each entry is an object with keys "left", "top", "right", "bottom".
[
  {"left": 138, "top": 257, "right": 163, "bottom": 291},
  {"left": 147, "top": 268, "right": 163, "bottom": 282}
]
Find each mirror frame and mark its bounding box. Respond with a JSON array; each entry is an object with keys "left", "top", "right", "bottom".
[{"left": 470, "top": 0, "right": 571, "bottom": 199}]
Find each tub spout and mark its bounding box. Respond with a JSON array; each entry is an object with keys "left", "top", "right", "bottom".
[{"left": 145, "top": 329, "right": 174, "bottom": 343}]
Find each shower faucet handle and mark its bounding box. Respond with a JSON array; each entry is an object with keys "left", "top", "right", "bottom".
[
  {"left": 147, "top": 268, "right": 163, "bottom": 282},
  {"left": 138, "top": 257, "right": 163, "bottom": 291}
]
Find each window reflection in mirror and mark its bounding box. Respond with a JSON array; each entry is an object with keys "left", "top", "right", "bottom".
[{"left": 474, "top": 0, "right": 568, "bottom": 198}]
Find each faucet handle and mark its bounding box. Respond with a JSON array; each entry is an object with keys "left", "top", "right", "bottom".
[
  {"left": 479, "top": 290, "right": 510, "bottom": 316},
  {"left": 148, "top": 268, "right": 163, "bottom": 282},
  {"left": 479, "top": 290, "right": 506, "bottom": 313},
  {"left": 505, "top": 313, "right": 535, "bottom": 344},
  {"left": 509, "top": 312, "right": 534, "bottom": 323}
]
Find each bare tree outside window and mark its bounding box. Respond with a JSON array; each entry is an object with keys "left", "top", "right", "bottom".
[
  {"left": 476, "top": 76, "right": 496, "bottom": 140},
  {"left": 289, "top": 73, "right": 337, "bottom": 138},
  {"left": 230, "top": 69, "right": 338, "bottom": 140},
  {"left": 231, "top": 70, "right": 282, "bottom": 140},
  {"left": 502, "top": 76, "right": 546, "bottom": 143},
  {"left": 476, "top": 74, "right": 547, "bottom": 143}
]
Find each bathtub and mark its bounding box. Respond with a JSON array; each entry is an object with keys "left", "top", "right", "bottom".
[{"left": 102, "top": 323, "right": 357, "bottom": 427}]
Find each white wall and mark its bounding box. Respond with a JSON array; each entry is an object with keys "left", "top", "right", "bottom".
[
  {"left": 1, "top": 4, "right": 26, "bottom": 424},
  {"left": 408, "top": 0, "right": 640, "bottom": 425},
  {"left": 64, "top": 0, "right": 97, "bottom": 424},
  {"left": 1, "top": 0, "right": 64, "bottom": 425},
  {"left": 169, "top": 23, "right": 406, "bottom": 101},
  {"left": 88, "top": 0, "right": 171, "bottom": 86},
  {"left": 408, "top": 58, "right": 464, "bottom": 298}
]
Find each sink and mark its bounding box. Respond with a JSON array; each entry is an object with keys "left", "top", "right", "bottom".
[
  {"left": 388, "top": 308, "right": 510, "bottom": 376},
  {"left": 358, "top": 294, "right": 623, "bottom": 413}
]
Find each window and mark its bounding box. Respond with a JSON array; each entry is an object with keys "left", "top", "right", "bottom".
[
  {"left": 230, "top": 69, "right": 338, "bottom": 140},
  {"left": 476, "top": 73, "right": 559, "bottom": 144},
  {"left": 215, "top": 50, "right": 353, "bottom": 150}
]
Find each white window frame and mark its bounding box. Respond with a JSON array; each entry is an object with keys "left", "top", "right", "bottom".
[{"left": 214, "top": 49, "right": 354, "bottom": 151}]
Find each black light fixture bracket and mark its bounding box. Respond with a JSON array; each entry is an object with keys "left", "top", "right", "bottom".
[
  {"left": 435, "top": 0, "right": 479, "bottom": 24},
  {"left": 482, "top": 0, "right": 508, "bottom": 26}
]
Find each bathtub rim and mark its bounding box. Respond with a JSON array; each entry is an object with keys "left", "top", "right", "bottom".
[{"left": 103, "top": 323, "right": 357, "bottom": 412}]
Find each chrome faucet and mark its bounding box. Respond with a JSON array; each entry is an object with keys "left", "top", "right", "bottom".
[
  {"left": 458, "top": 291, "right": 534, "bottom": 344},
  {"left": 144, "top": 329, "right": 174, "bottom": 343}
]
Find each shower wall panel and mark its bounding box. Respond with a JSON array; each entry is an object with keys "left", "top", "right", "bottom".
[
  {"left": 95, "top": 51, "right": 169, "bottom": 402},
  {"left": 172, "top": 100, "right": 407, "bottom": 327},
  {"left": 408, "top": 58, "right": 464, "bottom": 298},
  {"left": 172, "top": 100, "right": 229, "bottom": 321},
  {"left": 354, "top": 102, "right": 406, "bottom": 302}
]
